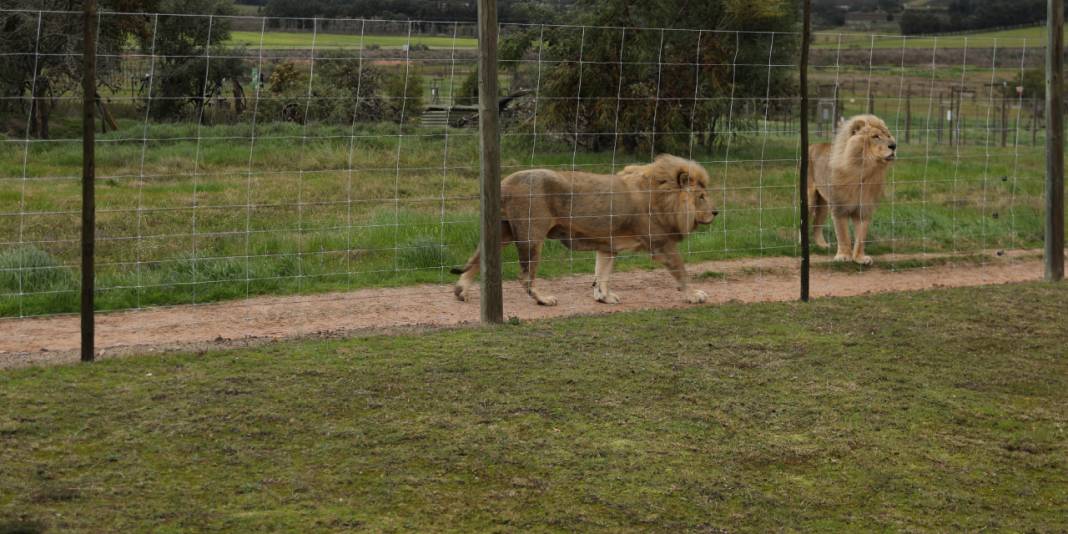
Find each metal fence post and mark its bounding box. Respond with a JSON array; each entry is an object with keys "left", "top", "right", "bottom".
[
  {"left": 799, "top": 0, "right": 811, "bottom": 302},
  {"left": 1047, "top": 0, "right": 1065, "bottom": 281},
  {"left": 477, "top": 0, "right": 504, "bottom": 322},
  {"left": 81, "top": 0, "right": 97, "bottom": 361}
]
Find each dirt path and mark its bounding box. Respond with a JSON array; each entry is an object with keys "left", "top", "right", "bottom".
[{"left": 0, "top": 251, "right": 1045, "bottom": 369}]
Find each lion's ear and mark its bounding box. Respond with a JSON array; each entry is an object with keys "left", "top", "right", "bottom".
[
  {"left": 848, "top": 118, "right": 867, "bottom": 136},
  {"left": 677, "top": 170, "right": 692, "bottom": 188}
]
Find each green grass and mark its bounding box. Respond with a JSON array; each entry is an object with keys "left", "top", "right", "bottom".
[
  {"left": 0, "top": 104, "right": 1054, "bottom": 317},
  {"left": 814, "top": 24, "right": 1060, "bottom": 49},
  {"left": 227, "top": 30, "right": 478, "bottom": 49},
  {"left": 1, "top": 282, "right": 1066, "bottom": 531}
]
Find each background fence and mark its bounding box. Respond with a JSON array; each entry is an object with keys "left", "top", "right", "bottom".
[{"left": 0, "top": 5, "right": 1063, "bottom": 354}]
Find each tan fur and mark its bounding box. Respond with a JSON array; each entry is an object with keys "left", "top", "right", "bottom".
[
  {"left": 808, "top": 114, "right": 897, "bottom": 265},
  {"left": 453, "top": 154, "right": 718, "bottom": 305}
]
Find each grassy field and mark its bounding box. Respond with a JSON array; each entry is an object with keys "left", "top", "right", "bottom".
[
  {"left": 1, "top": 282, "right": 1066, "bottom": 531},
  {"left": 227, "top": 30, "right": 478, "bottom": 49},
  {"left": 0, "top": 95, "right": 1051, "bottom": 317},
  {"left": 814, "top": 25, "right": 1060, "bottom": 49}
]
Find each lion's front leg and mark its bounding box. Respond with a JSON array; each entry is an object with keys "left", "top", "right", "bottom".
[
  {"left": 851, "top": 215, "right": 874, "bottom": 265},
  {"left": 593, "top": 250, "right": 620, "bottom": 304},
  {"left": 652, "top": 243, "right": 706, "bottom": 304},
  {"left": 831, "top": 213, "right": 853, "bottom": 262}
]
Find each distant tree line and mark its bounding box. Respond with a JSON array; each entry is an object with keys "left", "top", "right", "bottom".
[
  {"left": 812, "top": 0, "right": 902, "bottom": 28},
  {"left": 899, "top": 0, "right": 1046, "bottom": 35},
  {"left": 263, "top": 0, "right": 574, "bottom": 25}
]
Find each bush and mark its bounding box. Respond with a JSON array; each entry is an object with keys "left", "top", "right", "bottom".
[
  {"left": 397, "top": 237, "right": 448, "bottom": 270},
  {"left": 0, "top": 246, "right": 74, "bottom": 294},
  {"left": 255, "top": 57, "right": 425, "bottom": 125}
]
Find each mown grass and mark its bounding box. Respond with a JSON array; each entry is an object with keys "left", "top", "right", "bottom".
[
  {"left": 814, "top": 25, "right": 1059, "bottom": 49},
  {"left": 0, "top": 105, "right": 1051, "bottom": 317},
  {"left": 227, "top": 30, "right": 478, "bottom": 49},
  {"left": 1, "top": 282, "right": 1066, "bottom": 531}
]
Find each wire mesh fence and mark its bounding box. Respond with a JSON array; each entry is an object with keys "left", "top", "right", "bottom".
[{"left": 0, "top": 8, "right": 1059, "bottom": 322}]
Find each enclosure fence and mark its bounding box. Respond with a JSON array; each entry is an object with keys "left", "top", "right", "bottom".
[{"left": 0, "top": 2, "right": 1063, "bottom": 360}]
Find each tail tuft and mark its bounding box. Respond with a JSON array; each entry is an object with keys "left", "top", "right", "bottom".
[{"left": 449, "top": 267, "right": 466, "bottom": 275}]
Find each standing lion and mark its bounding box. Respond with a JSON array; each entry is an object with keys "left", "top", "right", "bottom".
[
  {"left": 808, "top": 114, "right": 897, "bottom": 265},
  {"left": 452, "top": 154, "right": 719, "bottom": 306}
]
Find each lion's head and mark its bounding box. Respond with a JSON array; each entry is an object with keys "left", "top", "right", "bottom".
[
  {"left": 835, "top": 115, "right": 897, "bottom": 165},
  {"left": 620, "top": 154, "right": 718, "bottom": 234}
]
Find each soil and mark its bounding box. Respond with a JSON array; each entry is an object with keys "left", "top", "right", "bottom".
[{"left": 0, "top": 250, "right": 1045, "bottom": 369}]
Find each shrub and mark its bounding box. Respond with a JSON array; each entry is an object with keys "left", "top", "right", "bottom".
[{"left": 0, "top": 246, "right": 74, "bottom": 294}]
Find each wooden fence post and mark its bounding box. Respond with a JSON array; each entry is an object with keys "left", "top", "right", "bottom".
[
  {"left": 477, "top": 0, "right": 504, "bottom": 322},
  {"left": 1046, "top": 0, "right": 1065, "bottom": 281},
  {"left": 904, "top": 85, "right": 911, "bottom": 143},
  {"left": 1001, "top": 95, "right": 1008, "bottom": 148},
  {"left": 81, "top": 0, "right": 97, "bottom": 362},
  {"left": 1033, "top": 97, "right": 1040, "bottom": 146},
  {"left": 938, "top": 96, "right": 945, "bottom": 145},
  {"left": 800, "top": 0, "right": 811, "bottom": 302}
]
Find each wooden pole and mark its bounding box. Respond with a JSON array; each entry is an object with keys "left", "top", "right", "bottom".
[
  {"left": 938, "top": 96, "right": 944, "bottom": 145},
  {"left": 1001, "top": 94, "right": 1008, "bottom": 148},
  {"left": 905, "top": 85, "right": 911, "bottom": 144},
  {"left": 1032, "top": 97, "right": 1040, "bottom": 146},
  {"left": 476, "top": 0, "right": 504, "bottom": 322},
  {"left": 81, "top": 0, "right": 97, "bottom": 361},
  {"left": 1046, "top": 0, "right": 1065, "bottom": 281},
  {"left": 800, "top": 0, "right": 811, "bottom": 302}
]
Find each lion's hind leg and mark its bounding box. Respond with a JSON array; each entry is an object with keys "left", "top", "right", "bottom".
[
  {"left": 452, "top": 220, "right": 514, "bottom": 302},
  {"left": 452, "top": 248, "right": 481, "bottom": 301},
  {"left": 516, "top": 238, "right": 556, "bottom": 306},
  {"left": 810, "top": 189, "right": 831, "bottom": 249}
]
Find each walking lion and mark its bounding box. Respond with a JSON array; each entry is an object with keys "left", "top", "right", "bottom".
[{"left": 452, "top": 155, "right": 719, "bottom": 306}]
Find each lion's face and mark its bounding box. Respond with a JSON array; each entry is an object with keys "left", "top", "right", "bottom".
[
  {"left": 849, "top": 117, "right": 897, "bottom": 164},
  {"left": 677, "top": 163, "right": 718, "bottom": 227}
]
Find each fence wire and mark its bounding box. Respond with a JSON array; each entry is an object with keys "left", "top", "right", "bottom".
[{"left": 0, "top": 10, "right": 1052, "bottom": 321}]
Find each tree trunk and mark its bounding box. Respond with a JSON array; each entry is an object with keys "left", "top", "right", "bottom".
[
  {"left": 31, "top": 77, "right": 51, "bottom": 139},
  {"left": 232, "top": 79, "right": 246, "bottom": 115}
]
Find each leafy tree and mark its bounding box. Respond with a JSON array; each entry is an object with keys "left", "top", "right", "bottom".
[
  {"left": 515, "top": 0, "right": 799, "bottom": 154},
  {"left": 0, "top": 0, "right": 146, "bottom": 138},
  {"left": 262, "top": 56, "right": 424, "bottom": 125},
  {"left": 144, "top": 0, "right": 244, "bottom": 120}
]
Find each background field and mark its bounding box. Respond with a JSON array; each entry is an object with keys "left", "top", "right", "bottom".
[
  {"left": 2, "top": 282, "right": 1066, "bottom": 531},
  {"left": 226, "top": 30, "right": 478, "bottom": 49},
  {"left": 814, "top": 25, "right": 1064, "bottom": 49}
]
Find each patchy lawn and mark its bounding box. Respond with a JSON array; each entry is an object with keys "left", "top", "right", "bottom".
[{"left": 1, "top": 282, "right": 1066, "bottom": 531}]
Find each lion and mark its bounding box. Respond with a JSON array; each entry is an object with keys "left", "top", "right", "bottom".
[
  {"left": 808, "top": 114, "right": 897, "bottom": 265},
  {"left": 451, "top": 154, "right": 719, "bottom": 306}
]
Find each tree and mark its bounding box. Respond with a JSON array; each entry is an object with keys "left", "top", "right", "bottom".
[
  {"left": 144, "top": 0, "right": 244, "bottom": 120},
  {"left": 517, "top": 0, "right": 799, "bottom": 154},
  {"left": 0, "top": 0, "right": 145, "bottom": 138}
]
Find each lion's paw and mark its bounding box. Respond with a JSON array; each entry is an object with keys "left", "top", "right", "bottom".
[
  {"left": 854, "top": 255, "right": 874, "bottom": 266},
  {"left": 685, "top": 289, "right": 708, "bottom": 304},
  {"left": 815, "top": 238, "right": 830, "bottom": 248},
  {"left": 833, "top": 253, "right": 851, "bottom": 262},
  {"left": 596, "top": 292, "right": 621, "bottom": 305},
  {"left": 453, "top": 284, "right": 469, "bottom": 302},
  {"left": 537, "top": 294, "right": 558, "bottom": 307},
  {"left": 593, "top": 285, "right": 621, "bottom": 304}
]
